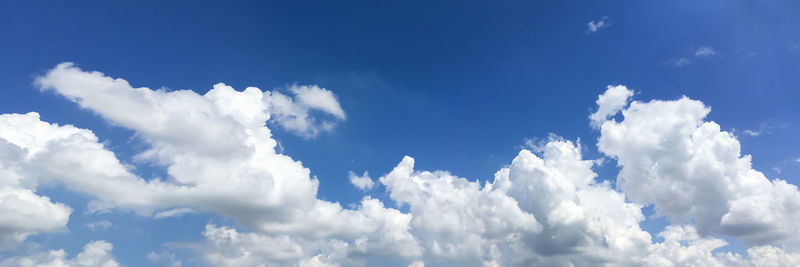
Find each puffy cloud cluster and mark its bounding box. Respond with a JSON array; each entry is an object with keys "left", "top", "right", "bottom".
[
  {"left": 1, "top": 64, "right": 799, "bottom": 266},
  {"left": 588, "top": 85, "right": 634, "bottom": 127},
  {"left": 645, "top": 225, "right": 800, "bottom": 267},
  {"left": 596, "top": 86, "right": 800, "bottom": 247},
  {"left": 264, "top": 84, "right": 346, "bottom": 138},
  {"left": 8, "top": 63, "right": 411, "bottom": 265},
  {"left": 0, "top": 114, "right": 73, "bottom": 248},
  {"left": 29, "top": 63, "right": 386, "bottom": 237},
  {"left": 0, "top": 241, "right": 120, "bottom": 267}
]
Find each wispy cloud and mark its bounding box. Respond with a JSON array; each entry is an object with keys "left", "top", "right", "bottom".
[
  {"left": 586, "top": 16, "right": 611, "bottom": 33},
  {"left": 739, "top": 119, "right": 788, "bottom": 137},
  {"left": 694, "top": 46, "right": 716, "bottom": 57},
  {"left": 674, "top": 58, "right": 691, "bottom": 67},
  {"left": 673, "top": 46, "right": 717, "bottom": 67},
  {"left": 85, "top": 220, "right": 112, "bottom": 231}
]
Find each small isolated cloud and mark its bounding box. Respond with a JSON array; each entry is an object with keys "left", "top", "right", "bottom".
[
  {"left": 743, "top": 129, "right": 761, "bottom": 137},
  {"left": 695, "top": 46, "right": 716, "bottom": 57},
  {"left": 586, "top": 16, "right": 611, "bottom": 33},
  {"left": 674, "top": 46, "right": 717, "bottom": 67},
  {"left": 85, "top": 220, "right": 112, "bottom": 231},
  {"left": 674, "top": 58, "right": 691, "bottom": 67},
  {"left": 740, "top": 120, "right": 788, "bottom": 137},
  {"left": 348, "top": 171, "right": 375, "bottom": 191}
]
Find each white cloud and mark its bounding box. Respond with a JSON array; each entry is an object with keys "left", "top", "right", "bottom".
[
  {"left": 348, "top": 171, "right": 375, "bottom": 191},
  {"left": 743, "top": 129, "right": 761, "bottom": 137},
  {"left": 673, "top": 46, "right": 716, "bottom": 67},
  {"left": 595, "top": 86, "right": 800, "bottom": 247},
  {"left": 0, "top": 129, "right": 72, "bottom": 249},
  {"left": 263, "top": 84, "right": 346, "bottom": 138},
  {"left": 0, "top": 240, "right": 120, "bottom": 267},
  {"left": 290, "top": 85, "right": 346, "bottom": 120},
  {"left": 153, "top": 208, "right": 195, "bottom": 219},
  {"left": 28, "top": 63, "right": 375, "bottom": 234},
  {"left": 695, "top": 46, "right": 717, "bottom": 57},
  {"left": 586, "top": 16, "right": 611, "bottom": 33},
  {"left": 379, "top": 155, "right": 541, "bottom": 264},
  {"left": 85, "top": 220, "right": 112, "bottom": 231},
  {"left": 198, "top": 224, "right": 332, "bottom": 267},
  {"left": 498, "top": 139, "right": 652, "bottom": 266},
  {"left": 675, "top": 58, "right": 692, "bottom": 66},
  {"left": 0, "top": 186, "right": 72, "bottom": 249},
  {"left": 645, "top": 225, "right": 800, "bottom": 267},
  {"left": 4, "top": 64, "right": 800, "bottom": 266},
  {"left": 19, "top": 63, "right": 414, "bottom": 262},
  {"left": 147, "top": 251, "right": 182, "bottom": 267},
  {"left": 739, "top": 120, "right": 787, "bottom": 137},
  {"left": 589, "top": 85, "right": 634, "bottom": 127}
]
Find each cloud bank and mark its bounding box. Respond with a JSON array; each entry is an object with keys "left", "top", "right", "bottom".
[{"left": 0, "top": 64, "right": 798, "bottom": 266}]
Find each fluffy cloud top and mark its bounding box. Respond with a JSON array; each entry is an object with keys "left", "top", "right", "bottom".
[
  {"left": 0, "top": 241, "right": 120, "bottom": 267},
  {"left": 589, "top": 85, "right": 634, "bottom": 127},
  {"left": 596, "top": 92, "right": 800, "bottom": 247},
  {"left": 348, "top": 171, "right": 375, "bottom": 191},
  {"left": 1, "top": 64, "right": 799, "bottom": 266}
]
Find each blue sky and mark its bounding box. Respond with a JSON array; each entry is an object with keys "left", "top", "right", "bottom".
[{"left": 1, "top": 1, "right": 799, "bottom": 266}]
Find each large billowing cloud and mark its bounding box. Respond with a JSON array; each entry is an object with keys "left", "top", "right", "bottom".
[
  {"left": 1, "top": 64, "right": 799, "bottom": 266},
  {"left": 0, "top": 114, "right": 73, "bottom": 248},
  {"left": 596, "top": 86, "right": 800, "bottom": 247}
]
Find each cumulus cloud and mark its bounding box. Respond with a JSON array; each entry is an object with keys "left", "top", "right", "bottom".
[
  {"left": 645, "top": 225, "right": 800, "bottom": 267},
  {"left": 3, "top": 64, "right": 800, "bottom": 266},
  {"left": 0, "top": 186, "right": 71, "bottom": 249},
  {"left": 264, "top": 84, "right": 346, "bottom": 138},
  {"left": 0, "top": 120, "right": 72, "bottom": 249},
  {"left": 29, "top": 63, "right": 381, "bottom": 234},
  {"left": 379, "top": 155, "right": 541, "bottom": 265},
  {"left": 589, "top": 85, "right": 634, "bottom": 127},
  {"left": 0, "top": 240, "right": 120, "bottom": 267},
  {"left": 1, "top": 63, "right": 409, "bottom": 263},
  {"left": 595, "top": 86, "right": 800, "bottom": 247},
  {"left": 348, "top": 171, "right": 375, "bottom": 191}
]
